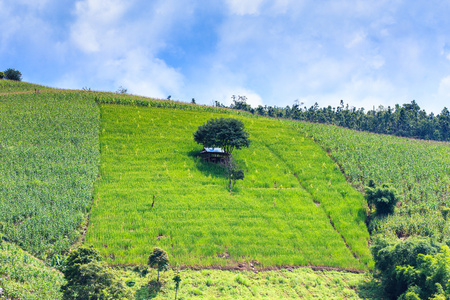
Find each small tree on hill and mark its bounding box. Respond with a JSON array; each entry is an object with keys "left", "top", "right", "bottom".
[
  {"left": 4, "top": 68, "right": 22, "bottom": 81},
  {"left": 193, "top": 118, "right": 250, "bottom": 154},
  {"left": 148, "top": 247, "right": 169, "bottom": 282},
  {"left": 225, "top": 160, "right": 245, "bottom": 191},
  {"left": 0, "top": 71, "right": 4, "bottom": 79},
  {"left": 365, "top": 181, "right": 399, "bottom": 215},
  {"left": 173, "top": 273, "right": 181, "bottom": 300}
]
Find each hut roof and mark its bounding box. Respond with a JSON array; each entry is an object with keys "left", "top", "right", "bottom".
[{"left": 200, "top": 147, "right": 225, "bottom": 153}]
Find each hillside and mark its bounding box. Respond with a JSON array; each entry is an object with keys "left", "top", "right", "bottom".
[
  {"left": 4, "top": 81, "right": 450, "bottom": 298},
  {"left": 294, "top": 121, "right": 450, "bottom": 240},
  {"left": 87, "top": 104, "right": 371, "bottom": 269},
  {"left": 0, "top": 241, "right": 64, "bottom": 300}
]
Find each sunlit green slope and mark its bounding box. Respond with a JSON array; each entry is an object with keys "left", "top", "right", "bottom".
[{"left": 86, "top": 104, "right": 372, "bottom": 269}]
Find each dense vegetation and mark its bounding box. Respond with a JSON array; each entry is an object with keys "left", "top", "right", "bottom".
[
  {"left": 0, "top": 92, "right": 100, "bottom": 259},
  {"left": 86, "top": 104, "right": 371, "bottom": 269},
  {"left": 228, "top": 97, "right": 450, "bottom": 142},
  {"left": 292, "top": 121, "right": 450, "bottom": 241},
  {"left": 0, "top": 241, "right": 64, "bottom": 300}
]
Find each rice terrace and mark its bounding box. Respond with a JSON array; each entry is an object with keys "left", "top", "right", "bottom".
[{"left": 2, "top": 79, "right": 450, "bottom": 299}]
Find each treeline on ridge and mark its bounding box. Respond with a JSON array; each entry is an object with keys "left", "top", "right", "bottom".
[{"left": 222, "top": 96, "right": 450, "bottom": 142}]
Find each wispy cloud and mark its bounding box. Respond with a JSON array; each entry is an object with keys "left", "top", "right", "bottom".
[{"left": 2, "top": 0, "right": 450, "bottom": 113}]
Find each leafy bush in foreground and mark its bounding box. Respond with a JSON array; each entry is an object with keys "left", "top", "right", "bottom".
[
  {"left": 61, "top": 246, "right": 131, "bottom": 300},
  {"left": 371, "top": 237, "right": 445, "bottom": 299}
]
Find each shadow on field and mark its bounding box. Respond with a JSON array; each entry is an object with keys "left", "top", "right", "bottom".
[
  {"left": 187, "top": 150, "right": 227, "bottom": 179},
  {"left": 356, "top": 276, "right": 385, "bottom": 299},
  {"left": 135, "top": 279, "right": 161, "bottom": 300}
]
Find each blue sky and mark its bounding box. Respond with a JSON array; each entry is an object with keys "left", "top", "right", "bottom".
[{"left": 2, "top": 0, "right": 450, "bottom": 113}]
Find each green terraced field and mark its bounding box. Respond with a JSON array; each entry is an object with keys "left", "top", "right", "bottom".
[{"left": 86, "top": 104, "right": 371, "bottom": 269}]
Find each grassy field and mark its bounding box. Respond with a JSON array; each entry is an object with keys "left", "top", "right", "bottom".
[
  {"left": 0, "top": 241, "right": 64, "bottom": 300},
  {"left": 85, "top": 104, "right": 371, "bottom": 269},
  {"left": 119, "top": 267, "right": 380, "bottom": 300},
  {"left": 0, "top": 92, "right": 100, "bottom": 259},
  {"left": 293, "top": 121, "right": 450, "bottom": 239},
  {"left": 0, "top": 80, "right": 48, "bottom": 93}
]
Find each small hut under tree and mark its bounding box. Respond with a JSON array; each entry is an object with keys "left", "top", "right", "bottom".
[{"left": 200, "top": 147, "right": 230, "bottom": 164}]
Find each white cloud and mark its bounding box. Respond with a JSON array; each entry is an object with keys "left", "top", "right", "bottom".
[
  {"left": 225, "top": 0, "right": 264, "bottom": 15},
  {"left": 70, "top": 0, "right": 130, "bottom": 53},
  {"left": 346, "top": 31, "right": 367, "bottom": 48},
  {"left": 437, "top": 76, "right": 450, "bottom": 98}
]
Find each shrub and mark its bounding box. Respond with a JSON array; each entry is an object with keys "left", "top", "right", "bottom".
[
  {"left": 371, "top": 236, "right": 442, "bottom": 299},
  {"left": 61, "top": 246, "right": 130, "bottom": 299},
  {"left": 0, "top": 71, "right": 4, "bottom": 79},
  {"left": 4, "top": 68, "right": 22, "bottom": 81},
  {"left": 365, "top": 182, "right": 399, "bottom": 215}
]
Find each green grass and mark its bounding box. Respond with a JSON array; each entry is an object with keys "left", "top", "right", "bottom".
[
  {"left": 0, "top": 241, "right": 64, "bottom": 300},
  {"left": 292, "top": 121, "right": 450, "bottom": 239},
  {"left": 86, "top": 104, "right": 371, "bottom": 269},
  {"left": 120, "top": 267, "right": 381, "bottom": 299},
  {"left": 0, "top": 80, "right": 48, "bottom": 93},
  {"left": 0, "top": 92, "right": 100, "bottom": 259}
]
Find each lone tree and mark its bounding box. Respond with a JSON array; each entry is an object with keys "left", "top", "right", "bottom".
[
  {"left": 148, "top": 247, "right": 169, "bottom": 282},
  {"left": 193, "top": 118, "right": 250, "bottom": 154},
  {"left": 4, "top": 68, "right": 22, "bottom": 81},
  {"left": 173, "top": 273, "right": 181, "bottom": 300}
]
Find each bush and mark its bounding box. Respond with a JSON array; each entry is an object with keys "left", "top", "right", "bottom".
[
  {"left": 365, "top": 182, "right": 399, "bottom": 215},
  {"left": 371, "top": 236, "right": 442, "bottom": 299},
  {"left": 4, "top": 68, "right": 22, "bottom": 81},
  {"left": 61, "top": 246, "right": 130, "bottom": 299},
  {"left": 0, "top": 71, "right": 4, "bottom": 79}
]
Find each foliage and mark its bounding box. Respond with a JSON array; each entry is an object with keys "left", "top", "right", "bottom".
[
  {"left": 193, "top": 117, "right": 251, "bottom": 154},
  {"left": 224, "top": 159, "right": 245, "bottom": 191},
  {"left": 229, "top": 98, "right": 450, "bottom": 142},
  {"left": 365, "top": 182, "right": 399, "bottom": 215},
  {"left": 371, "top": 236, "right": 442, "bottom": 299},
  {"left": 4, "top": 68, "right": 22, "bottom": 81},
  {"left": 0, "top": 242, "right": 64, "bottom": 300},
  {"left": 0, "top": 71, "right": 4, "bottom": 79},
  {"left": 61, "top": 246, "right": 131, "bottom": 299},
  {"left": 172, "top": 273, "right": 181, "bottom": 300},
  {"left": 86, "top": 105, "right": 371, "bottom": 269},
  {"left": 116, "top": 86, "right": 127, "bottom": 94},
  {"left": 148, "top": 247, "right": 169, "bottom": 282},
  {"left": 0, "top": 91, "right": 100, "bottom": 259}
]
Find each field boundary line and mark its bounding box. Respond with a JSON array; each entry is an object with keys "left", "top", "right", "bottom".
[{"left": 257, "top": 134, "right": 367, "bottom": 269}]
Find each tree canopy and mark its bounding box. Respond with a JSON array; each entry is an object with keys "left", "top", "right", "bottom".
[
  {"left": 148, "top": 247, "right": 169, "bottom": 282},
  {"left": 193, "top": 118, "right": 250, "bottom": 154},
  {"left": 4, "top": 68, "right": 22, "bottom": 81}
]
